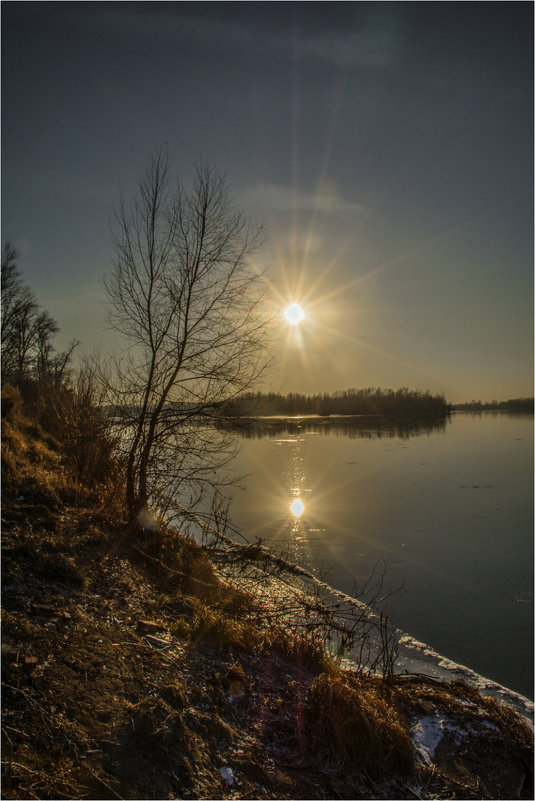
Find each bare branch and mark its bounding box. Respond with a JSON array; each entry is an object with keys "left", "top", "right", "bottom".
[{"left": 102, "top": 153, "right": 272, "bottom": 522}]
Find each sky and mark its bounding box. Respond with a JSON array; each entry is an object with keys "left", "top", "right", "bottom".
[{"left": 2, "top": 1, "right": 533, "bottom": 403}]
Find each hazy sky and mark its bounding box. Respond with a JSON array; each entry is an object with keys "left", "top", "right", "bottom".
[{"left": 2, "top": 2, "right": 533, "bottom": 402}]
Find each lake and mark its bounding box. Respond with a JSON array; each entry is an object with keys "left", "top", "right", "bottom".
[{"left": 227, "top": 412, "right": 533, "bottom": 699}]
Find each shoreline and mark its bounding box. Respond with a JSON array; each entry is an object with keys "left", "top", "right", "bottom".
[
  {"left": 396, "top": 632, "right": 534, "bottom": 721},
  {"left": 219, "top": 411, "right": 533, "bottom": 712},
  {"left": 211, "top": 532, "right": 534, "bottom": 722}
]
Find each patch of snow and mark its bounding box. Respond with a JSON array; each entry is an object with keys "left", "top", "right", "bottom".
[
  {"left": 219, "top": 766, "right": 234, "bottom": 786},
  {"left": 399, "top": 634, "right": 428, "bottom": 649},
  {"left": 437, "top": 657, "right": 471, "bottom": 674},
  {"left": 466, "top": 719, "right": 499, "bottom": 735},
  {"left": 413, "top": 710, "right": 504, "bottom": 766},
  {"left": 412, "top": 712, "right": 448, "bottom": 763}
]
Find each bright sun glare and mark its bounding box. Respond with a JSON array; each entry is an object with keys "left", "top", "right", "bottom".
[
  {"left": 284, "top": 303, "right": 305, "bottom": 325},
  {"left": 291, "top": 498, "right": 304, "bottom": 517}
]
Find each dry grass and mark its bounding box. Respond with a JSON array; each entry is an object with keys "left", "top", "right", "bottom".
[
  {"left": 305, "top": 672, "right": 414, "bottom": 781},
  {"left": 191, "top": 605, "right": 258, "bottom": 652},
  {"left": 2, "top": 382, "right": 125, "bottom": 524},
  {"left": 2, "top": 427, "right": 64, "bottom": 509}
]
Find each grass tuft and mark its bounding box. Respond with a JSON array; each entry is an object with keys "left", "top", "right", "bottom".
[
  {"left": 190, "top": 605, "right": 258, "bottom": 653},
  {"left": 305, "top": 672, "right": 414, "bottom": 780}
]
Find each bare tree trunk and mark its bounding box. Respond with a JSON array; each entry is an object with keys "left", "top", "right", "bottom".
[{"left": 102, "top": 152, "right": 272, "bottom": 528}]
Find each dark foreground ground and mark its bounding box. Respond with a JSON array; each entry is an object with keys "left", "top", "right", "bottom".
[{"left": 1, "top": 401, "right": 533, "bottom": 800}]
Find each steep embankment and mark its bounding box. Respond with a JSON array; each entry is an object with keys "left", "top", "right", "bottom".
[{"left": 1, "top": 389, "right": 533, "bottom": 800}]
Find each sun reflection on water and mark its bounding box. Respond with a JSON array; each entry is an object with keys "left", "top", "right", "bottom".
[{"left": 290, "top": 497, "right": 305, "bottom": 517}]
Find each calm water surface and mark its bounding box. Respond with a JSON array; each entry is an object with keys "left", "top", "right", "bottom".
[{"left": 228, "top": 413, "right": 533, "bottom": 698}]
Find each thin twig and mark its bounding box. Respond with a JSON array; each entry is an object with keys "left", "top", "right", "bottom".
[
  {"left": 84, "top": 764, "right": 125, "bottom": 800},
  {"left": 1, "top": 683, "right": 52, "bottom": 724},
  {"left": 1, "top": 761, "right": 43, "bottom": 776}
]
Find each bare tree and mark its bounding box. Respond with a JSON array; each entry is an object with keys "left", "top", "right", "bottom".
[
  {"left": 102, "top": 153, "right": 271, "bottom": 525},
  {"left": 1, "top": 243, "right": 78, "bottom": 387},
  {"left": 1, "top": 242, "right": 38, "bottom": 381},
  {"left": 34, "top": 310, "right": 59, "bottom": 376}
]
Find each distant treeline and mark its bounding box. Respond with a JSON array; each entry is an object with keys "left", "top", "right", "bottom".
[
  {"left": 452, "top": 398, "right": 534, "bottom": 413},
  {"left": 219, "top": 415, "right": 449, "bottom": 440},
  {"left": 220, "top": 387, "right": 449, "bottom": 418}
]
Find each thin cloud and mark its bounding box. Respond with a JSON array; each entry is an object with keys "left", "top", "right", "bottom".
[
  {"left": 243, "top": 183, "right": 368, "bottom": 219},
  {"left": 67, "top": 6, "right": 402, "bottom": 71}
]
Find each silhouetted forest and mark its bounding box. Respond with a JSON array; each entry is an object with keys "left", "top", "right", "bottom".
[
  {"left": 219, "top": 415, "right": 449, "bottom": 440},
  {"left": 220, "top": 387, "right": 449, "bottom": 419},
  {"left": 452, "top": 398, "right": 533, "bottom": 414}
]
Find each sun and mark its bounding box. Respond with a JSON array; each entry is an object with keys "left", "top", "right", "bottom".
[{"left": 284, "top": 302, "right": 305, "bottom": 325}]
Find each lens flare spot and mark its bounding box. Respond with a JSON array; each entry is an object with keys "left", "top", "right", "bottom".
[
  {"left": 138, "top": 507, "right": 158, "bottom": 531},
  {"left": 284, "top": 303, "right": 305, "bottom": 325},
  {"left": 291, "top": 497, "right": 305, "bottom": 517}
]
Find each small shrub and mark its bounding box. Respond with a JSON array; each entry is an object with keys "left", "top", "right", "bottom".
[
  {"left": 136, "top": 527, "right": 220, "bottom": 600},
  {"left": 215, "top": 585, "right": 254, "bottom": 615},
  {"left": 37, "top": 552, "right": 85, "bottom": 588},
  {"left": 9, "top": 539, "right": 85, "bottom": 588},
  {"left": 29, "top": 371, "right": 121, "bottom": 491},
  {"left": 1, "top": 445, "right": 19, "bottom": 491},
  {"left": 305, "top": 672, "right": 414, "bottom": 780},
  {"left": 170, "top": 618, "right": 192, "bottom": 639},
  {"left": 183, "top": 551, "right": 219, "bottom": 599},
  {"left": 191, "top": 605, "right": 257, "bottom": 653},
  {"left": 163, "top": 681, "right": 189, "bottom": 709},
  {"left": 226, "top": 660, "right": 249, "bottom": 699},
  {"left": 259, "top": 628, "right": 332, "bottom": 674},
  {"left": 1, "top": 384, "right": 23, "bottom": 422},
  {"left": 20, "top": 477, "right": 61, "bottom": 510}
]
